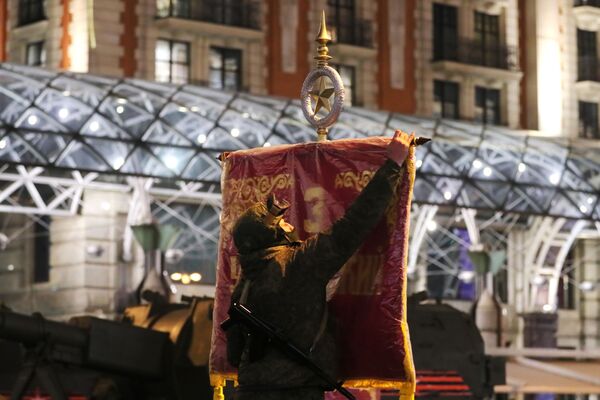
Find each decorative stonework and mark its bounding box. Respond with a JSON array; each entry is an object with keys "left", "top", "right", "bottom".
[
  {"left": 573, "top": 5, "right": 600, "bottom": 31},
  {"left": 388, "top": 0, "right": 405, "bottom": 89},
  {"left": 280, "top": 0, "right": 298, "bottom": 73},
  {"left": 473, "top": 0, "right": 509, "bottom": 16}
]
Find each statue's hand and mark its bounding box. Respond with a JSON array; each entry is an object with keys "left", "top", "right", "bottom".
[{"left": 387, "top": 130, "right": 415, "bottom": 166}]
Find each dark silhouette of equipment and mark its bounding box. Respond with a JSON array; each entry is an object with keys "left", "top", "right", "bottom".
[
  {"left": 0, "top": 294, "right": 213, "bottom": 400},
  {"left": 406, "top": 292, "right": 505, "bottom": 399}
]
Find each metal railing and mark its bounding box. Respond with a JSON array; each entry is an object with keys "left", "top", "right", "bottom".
[
  {"left": 433, "top": 38, "right": 518, "bottom": 70},
  {"left": 574, "top": 0, "right": 600, "bottom": 7},
  {"left": 156, "top": 0, "right": 261, "bottom": 30},
  {"left": 328, "top": 19, "right": 374, "bottom": 48},
  {"left": 578, "top": 56, "right": 600, "bottom": 81}
]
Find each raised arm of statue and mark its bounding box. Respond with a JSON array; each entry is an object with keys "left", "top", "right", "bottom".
[{"left": 291, "top": 131, "right": 414, "bottom": 283}]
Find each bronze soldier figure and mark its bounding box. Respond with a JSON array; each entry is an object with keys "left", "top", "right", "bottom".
[{"left": 226, "top": 131, "right": 415, "bottom": 400}]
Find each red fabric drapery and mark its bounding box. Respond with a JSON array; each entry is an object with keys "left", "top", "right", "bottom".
[{"left": 210, "top": 137, "right": 416, "bottom": 397}]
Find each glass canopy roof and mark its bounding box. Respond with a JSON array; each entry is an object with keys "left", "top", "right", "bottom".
[{"left": 1, "top": 62, "right": 600, "bottom": 221}]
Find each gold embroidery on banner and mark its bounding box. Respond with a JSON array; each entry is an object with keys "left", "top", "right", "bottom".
[
  {"left": 334, "top": 170, "right": 375, "bottom": 192},
  {"left": 228, "top": 173, "right": 293, "bottom": 203},
  {"left": 221, "top": 173, "right": 294, "bottom": 235}
]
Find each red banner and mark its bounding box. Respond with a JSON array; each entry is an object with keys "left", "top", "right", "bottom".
[{"left": 210, "top": 137, "right": 416, "bottom": 396}]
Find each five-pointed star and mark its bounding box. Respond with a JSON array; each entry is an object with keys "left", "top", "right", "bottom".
[{"left": 309, "top": 77, "right": 335, "bottom": 114}]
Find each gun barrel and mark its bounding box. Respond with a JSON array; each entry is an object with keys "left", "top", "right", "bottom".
[{"left": 0, "top": 310, "right": 87, "bottom": 348}]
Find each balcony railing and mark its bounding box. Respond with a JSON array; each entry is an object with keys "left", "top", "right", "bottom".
[
  {"left": 574, "top": 0, "right": 600, "bottom": 7},
  {"left": 328, "top": 19, "right": 373, "bottom": 48},
  {"left": 156, "top": 0, "right": 261, "bottom": 30},
  {"left": 433, "top": 38, "right": 518, "bottom": 71},
  {"left": 578, "top": 56, "right": 600, "bottom": 81}
]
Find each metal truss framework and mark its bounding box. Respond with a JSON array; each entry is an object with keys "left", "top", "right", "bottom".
[
  {"left": 1, "top": 64, "right": 600, "bottom": 309},
  {"left": 1, "top": 63, "right": 600, "bottom": 221}
]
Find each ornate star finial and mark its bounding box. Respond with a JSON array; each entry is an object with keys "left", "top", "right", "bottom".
[{"left": 309, "top": 77, "right": 335, "bottom": 114}]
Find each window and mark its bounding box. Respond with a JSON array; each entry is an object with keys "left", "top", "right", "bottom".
[
  {"left": 328, "top": 0, "right": 356, "bottom": 45},
  {"left": 26, "top": 41, "right": 46, "bottom": 67},
  {"left": 332, "top": 64, "right": 356, "bottom": 106},
  {"left": 155, "top": 39, "right": 190, "bottom": 84},
  {"left": 475, "top": 87, "right": 501, "bottom": 125},
  {"left": 33, "top": 216, "right": 50, "bottom": 283},
  {"left": 434, "top": 80, "right": 459, "bottom": 119},
  {"left": 579, "top": 101, "right": 599, "bottom": 139},
  {"left": 474, "top": 12, "right": 500, "bottom": 67},
  {"left": 557, "top": 249, "right": 576, "bottom": 310},
  {"left": 578, "top": 29, "right": 598, "bottom": 81},
  {"left": 18, "top": 0, "right": 45, "bottom": 26},
  {"left": 433, "top": 3, "right": 458, "bottom": 61},
  {"left": 156, "top": 0, "right": 191, "bottom": 18},
  {"left": 209, "top": 47, "right": 242, "bottom": 91}
]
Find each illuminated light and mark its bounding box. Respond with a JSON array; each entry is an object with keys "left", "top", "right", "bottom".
[
  {"left": 242, "top": 112, "right": 250, "bottom": 118},
  {"left": 101, "top": 201, "right": 111, "bottom": 211},
  {"left": 27, "top": 115, "right": 38, "bottom": 126},
  {"left": 518, "top": 163, "right": 527, "bottom": 173},
  {"left": 263, "top": 141, "right": 271, "bottom": 147},
  {"left": 62, "top": 90, "right": 71, "bottom": 96},
  {"left": 89, "top": 120, "right": 100, "bottom": 132},
  {"left": 580, "top": 205, "right": 588, "bottom": 214},
  {"left": 472, "top": 159, "right": 482, "bottom": 169},
  {"left": 197, "top": 133, "right": 207, "bottom": 144},
  {"left": 416, "top": 159, "right": 423, "bottom": 169},
  {"left": 112, "top": 157, "right": 125, "bottom": 170},
  {"left": 426, "top": 220, "right": 438, "bottom": 232},
  {"left": 0, "top": 139, "right": 6, "bottom": 150},
  {"left": 542, "top": 304, "right": 554, "bottom": 313},
  {"left": 549, "top": 172, "right": 560, "bottom": 185},
  {"left": 588, "top": 197, "right": 594, "bottom": 204},
  {"left": 116, "top": 105, "right": 125, "bottom": 114},
  {"left": 164, "top": 155, "right": 178, "bottom": 169},
  {"left": 7, "top": 264, "right": 14, "bottom": 271},
  {"left": 230, "top": 128, "right": 240, "bottom": 137},
  {"left": 532, "top": 276, "right": 545, "bottom": 286},
  {"left": 170, "top": 272, "right": 182, "bottom": 281},
  {"left": 58, "top": 108, "right": 69, "bottom": 120},
  {"left": 116, "top": 98, "right": 128, "bottom": 104},
  {"left": 181, "top": 274, "right": 191, "bottom": 285},
  {"left": 443, "top": 191, "right": 452, "bottom": 200},
  {"left": 190, "top": 106, "right": 199, "bottom": 112},
  {"left": 458, "top": 270, "right": 475, "bottom": 283},
  {"left": 483, "top": 167, "right": 492, "bottom": 177},
  {"left": 579, "top": 281, "right": 596, "bottom": 292},
  {"left": 178, "top": 106, "right": 188, "bottom": 113},
  {"left": 190, "top": 273, "right": 202, "bottom": 282},
  {"left": 537, "top": 38, "right": 562, "bottom": 136}
]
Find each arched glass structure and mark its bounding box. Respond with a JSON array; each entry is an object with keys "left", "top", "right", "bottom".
[{"left": 1, "top": 63, "right": 599, "bottom": 221}]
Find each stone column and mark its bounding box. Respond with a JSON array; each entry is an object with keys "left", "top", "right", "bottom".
[
  {"left": 42, "top": 188, "right": 130, "bottom": 319},
  {"left": 578, "top": 239, "right": 600, "bottom": 349}
]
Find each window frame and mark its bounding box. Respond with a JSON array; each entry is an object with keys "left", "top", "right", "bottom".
[
  {"left": 331, "top": 63, "right": 356, "bottom": 106},
  {"left": 578, "top": 101, "right": 599, "bottom": 139},
  {"left": 474, "top": 11, "right": 501, "bottom": 67},
  {"left": 209, "top": 46, "right": 243, "bottom": 91},
  {"left": 18, "top": 0, "right": 46, "bottom": 26},
  {"left": 434, "top": 80, "right": 460, "bottom": 120},
  {"left": 433, "top": 3, "right": 458, "bottom": 61},
  {"left": 25, "top": 41, "right": 46, "bottom": 67},
  {"left": 327, "top": 0, "right": 357, "bottom": 45},
  {"left": 577, "top": 29, "right": 598, "bottom": 81},
  {"left": 475, "top": 86, "right": 501, "bottom": 125},
  {"left": 155, "top": 38, "right": 191, "bottom": 84}
]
